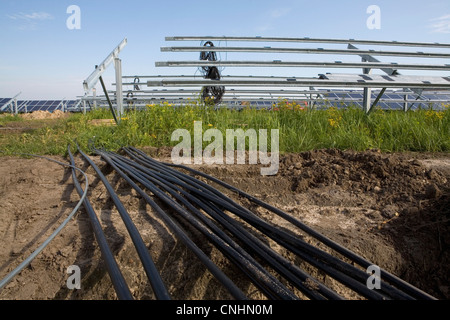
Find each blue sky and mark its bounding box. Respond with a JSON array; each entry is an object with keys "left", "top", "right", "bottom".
[{"left": 0, "top": 0, "right": 449, "bottom": 100}]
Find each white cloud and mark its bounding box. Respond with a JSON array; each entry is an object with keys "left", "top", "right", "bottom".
[
  {"left": 7, "top": 11, "right": 54, "bottom": 21},
  {"left": 429, "top": 14, "right": 450, "bottom": 34},
  {"left": 6, "top": 11, "right": 54, "bottom": 31}
]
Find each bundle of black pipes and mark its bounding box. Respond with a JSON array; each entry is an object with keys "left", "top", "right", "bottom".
[{"left": 71, "top": 145, "right": 437, "bottom": 300}]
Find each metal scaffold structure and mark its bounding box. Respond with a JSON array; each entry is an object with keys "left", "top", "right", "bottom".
[
  {"left": 4, "top": 36, "right": 449, "bottom": 114},
  {"left": 83, "top": 35, "right": 449, "bottom": 113}
]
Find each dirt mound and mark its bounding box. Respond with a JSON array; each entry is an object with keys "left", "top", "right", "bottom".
[
  {"left": 278, "top": 149, "right": 450, "bottom": 297},
  {"left": 20, "top": 110, "right": 69, "bottom": 120},
  {"left": 280, "top": 149, "right": 447, "bottom": 210}
]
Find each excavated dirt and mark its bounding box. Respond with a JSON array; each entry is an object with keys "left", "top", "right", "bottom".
[
  {"left": 0, "top": 148, "right": 449, "bottom": 300},
  {"left": 19, "top": 110, "right": 70, "bottom": 120}
]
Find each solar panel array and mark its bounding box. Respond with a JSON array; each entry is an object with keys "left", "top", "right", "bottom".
[
  {"left": 0, "top": 98, "right": 11, "bottom": 106},
  {"left": 0, "top": 99, "right": 82, "bottom": 113},
  {"left": 111, "top": 88, "right": 450, "bottom": 111},
  {"left": 1, "top": 90, "right": 448, "bottom": 114},
  {"left": 319, "top": 90, "right": 450, "bottom": 110}
]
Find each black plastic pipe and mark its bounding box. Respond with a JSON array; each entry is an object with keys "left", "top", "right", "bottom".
[
  {"left": 68, "top": 146, "right": 133, "bottom": 300},
  {"left": 77, "top": 146, "right": 171, "bottom": 300},
  {"left": 105, "top": 150, "right": 384, "bottom": 299},
  {"left": 167, "top": 163, "right": 437, "bottom": 300},
  {"left": 136, "top": 149, "right": 435, "bottom": 300},
  {"left": 95, "top": 147, "right": 435, "bottom": 300},
  {"left": 100, "top": 150, "right": 298, "bottom": 300},
  {"left": 96, "top": 150, "right": 248, "bottom": 300},
  {"left": 121, "top": 147, "right": 419, "bottom": 300}
]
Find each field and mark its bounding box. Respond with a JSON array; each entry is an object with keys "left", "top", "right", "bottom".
[
  {"left": 0, "top": 101, "right": 449, "bottom": 156},
  {"left": 0, "top": 103, "right": 449, "bottom": 300}
]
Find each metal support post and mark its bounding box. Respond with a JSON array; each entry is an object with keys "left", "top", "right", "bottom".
[
  {"left": 14, "top": 99, "right": 18, "bottom": 115},
  {"left": 115, "top": 58, "right": 123, "bottom": 120},
  {"left": 93, "top": 88, "right": 97, "bottom": 109},
  {"left": 403, "top": 93, "right": 408, "bottom": 112},
  {"left": 362, "top": 58, "right": 372, "bottom": 113},
  {"left": 83, "top": 100, "right": 86, "bottom": 114}
]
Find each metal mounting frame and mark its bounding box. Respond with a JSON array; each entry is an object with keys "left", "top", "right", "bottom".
[
  {"left": 147, "top": 36, "right": 450, "bottom": 113},
  {"left": 82, "top": 38, "right": 127, "bottom": 119}
]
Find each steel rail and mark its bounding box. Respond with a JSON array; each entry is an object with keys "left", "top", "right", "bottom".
[
  {"left": 100, "top": 150, "right": 299, "bottom": 300},
  {"left": 115, "top": 88, "right": 439, "bottom": 95},
  {"left": 76, "top": 146, "right": 171, "bottom": 300},
  {"left": 122, "top": 75, "right": 316, "bottom": 79},
  {"left": 67, "top": 146, "right": 133, "bottom": 300},
  {"left": 94, "top": 149, "right": 248, "bottom": 300},
  {"left": 109, "top": 88, "right": 450, "bottom": 100},
  {"left": 146, "top": 78, "right": 450, "bottom": 90},
  {"left": 107, "top": 150, "right": 336, "bottom": 300},
  {"left": 165, "top": 36, "right": 450, "bottom": 49},
  {"left": 120, "top": 148, "right": 408, "bottom": 300},
  {"left": 160, "top": 157, "right": 437, "bottom": 300},
  {"left": 161, "top": 46, "right": 450, "bottom": 59},
  {"left": 109, "top": 93, "right": 447, "bottom": 104},
  {"left": 156, "top": 60, "right": 450, "bottom": 71}
]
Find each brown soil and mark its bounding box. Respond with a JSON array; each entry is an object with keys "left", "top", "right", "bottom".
[
  {"left": 19, "top": 110, "right": 69, "bottom": 120},
  {"left": 0, "top": 148, "right": 449, "bottom": 300}
]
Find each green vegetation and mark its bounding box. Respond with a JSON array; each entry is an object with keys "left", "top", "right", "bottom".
[
  {"left": 0, "top": 99, "right": 449, "bottom": 156},
  {"left": 0, "top": 114, "right": 23, "bottom": 126}
]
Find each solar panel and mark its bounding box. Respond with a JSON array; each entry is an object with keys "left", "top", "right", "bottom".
[
  {"left": 326, "top": 93, "right": 339, "bottom": 99},
  {"left": 425, "top": 94, "right": 440, "bottom": 100},
  {"left": 29, "top": 101, "right": 40, "bottom": 107},
  {"left": 348, "top": 93, "right": 362, "bottom": 99},
  {"left": 1, "top": 91, "right": 448, "bottom": 113},
  {"left": 29, "top": 105, "right": 41, "bottom": 112},
  {"left": 385, "top": 94, "right": 403, "bottom": 100},
  {"left": 44, "top": 100, "right": 60, "bottom": 111}
]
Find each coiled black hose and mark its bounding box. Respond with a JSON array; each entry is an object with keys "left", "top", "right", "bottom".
[{"left": 200, "top": 41, "right": 225, "bottom": 105}]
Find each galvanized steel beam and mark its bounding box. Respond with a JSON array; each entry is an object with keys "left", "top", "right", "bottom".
[
  {"left": 165, "top": 36, "right": 450, "bottom": 48},
  {"left": 156, "top": 60, "right": 450, "bottom": 71},
  {"left": 161, "top": 46, "right": 450, "bottom": 59},
  {"left": 83, "top": 38, "right": 127, "bottom": 93},
  {"left": 147, "top": 76, "right": 450, "bottom": 89}
]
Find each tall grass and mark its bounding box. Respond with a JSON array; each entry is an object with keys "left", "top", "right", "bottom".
[{"left": 0, "top": 100, "right": 448, "bottom": 156}]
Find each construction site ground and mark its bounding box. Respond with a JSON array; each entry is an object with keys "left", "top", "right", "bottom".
[{"left": 0, "top": 146, "right": 449, "bottom": 300}]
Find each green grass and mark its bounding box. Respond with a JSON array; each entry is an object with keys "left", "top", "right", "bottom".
[
  {"left": 0, "top": 101, "right": 449, "bottom": 156},
  {"left": 0, "top": 114, "right": 23, "bottom": 126}
]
